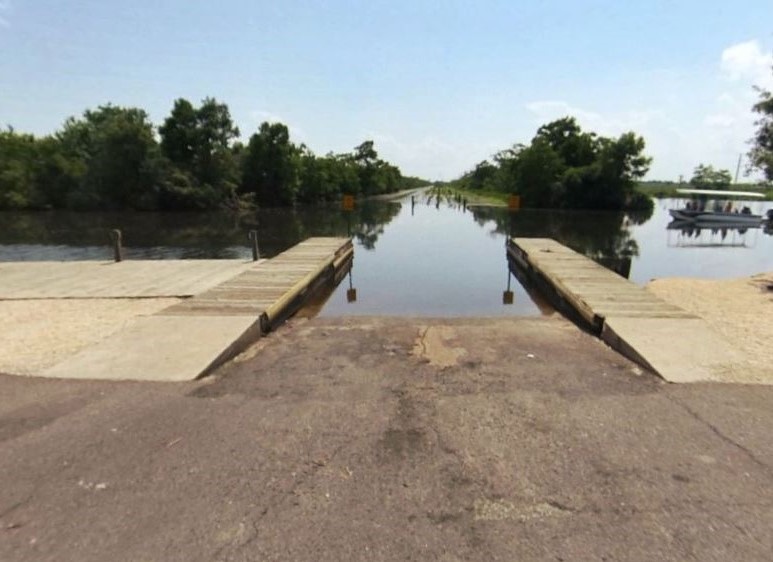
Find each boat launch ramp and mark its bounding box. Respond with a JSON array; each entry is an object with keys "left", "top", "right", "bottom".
[{"left": 508, "top": 238, "right": 747, "bottom": 383}]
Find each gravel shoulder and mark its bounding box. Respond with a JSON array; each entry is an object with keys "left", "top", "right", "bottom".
[{"left": 0, "top": 298, "right": 181, "bottom": 375}]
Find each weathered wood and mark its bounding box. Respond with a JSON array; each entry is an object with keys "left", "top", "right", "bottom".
[
  {"left": 162, "top": 238, "right": 353, "bottom": 326},
  {"left": 34, "top": 237, "right": 353, "bottom": 381},
  {"left": 509, "top": 238, "right": 698, "bottom": 329},
  {"left": 508, "top": 238, "right": 744, "bottom": 383}
]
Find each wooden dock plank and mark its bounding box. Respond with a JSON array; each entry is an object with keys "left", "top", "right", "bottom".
[{"left": 509, "top": 237, "right": 741, "bottom": 383}]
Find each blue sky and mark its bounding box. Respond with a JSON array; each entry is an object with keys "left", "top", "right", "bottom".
[{"left": 1, "top": 0, "right": 772, "bottom": 181}]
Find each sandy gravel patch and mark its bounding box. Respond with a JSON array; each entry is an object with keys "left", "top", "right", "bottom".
[
  {"left": 0, "top": 298, "right": 181, "bottom": 375},
  {"left": 647, "top": 273, "right": 773, "bottom": 383}
]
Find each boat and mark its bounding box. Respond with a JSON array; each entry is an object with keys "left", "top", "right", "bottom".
[{"left": 668, "top": 188, "right": 765, "bottom": 226}]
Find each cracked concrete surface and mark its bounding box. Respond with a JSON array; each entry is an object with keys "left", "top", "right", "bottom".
[
  {"left": 1, "top": 316, "right": 772, "bottom": 561},
  {"left": 412, "top": 325, "right": 467, "bottom": 369}
]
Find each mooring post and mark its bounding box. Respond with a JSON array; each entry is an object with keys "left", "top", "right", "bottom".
[
  {"left": 109, "top": 229, "right": 123, "bottom": 262},
  {"left": 248, "top": 230, "right": 260, "bottom": 261}
]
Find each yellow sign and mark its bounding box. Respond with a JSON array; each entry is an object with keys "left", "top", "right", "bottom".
[
  {"left": 507, "top": 195, "right": 521, "bottom": 210},
  {"left": 342, "top": 195, "right": 355, "bottom": 211}
]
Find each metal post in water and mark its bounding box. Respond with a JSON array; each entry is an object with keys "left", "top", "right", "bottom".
[
  {"left": 346, "top": 269, "right": 357, "bottom": 303},
  {"left": 503, "top": 269, "right": 514, "bottom": 304},
  {"left": 248, "top": 230, "right": 260, "bottom": 261},
  {"left": 109, "top": 229, "right": 123, "bottom": 262}
]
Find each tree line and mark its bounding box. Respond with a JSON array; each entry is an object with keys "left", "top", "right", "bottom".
[
  {"left": 749, "top": 69, "right": 773, "bottom": 182},
  {"left": 449, "top": 117, "right": 653, "bottom": 212},
  {"left": 0, "top": 98, "right": 429, "bottom": 211}
]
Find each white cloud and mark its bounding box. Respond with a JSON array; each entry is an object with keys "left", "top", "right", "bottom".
[
  {"left": 524, "top": 99, "right": 661, "bottom": 139},
  {"left": 361, "top": 131, "right": 467, "bottom": 180},
  {"left": 720, "top": 40, "right": 773, "bottom": 88},
  {"left": 704, "top": 114, "right": 736, "bottom": 128}
]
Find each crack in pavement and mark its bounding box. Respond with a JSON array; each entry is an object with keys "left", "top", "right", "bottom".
[{"left": 666, "top": 394, "right": 773, "bottom": 478}]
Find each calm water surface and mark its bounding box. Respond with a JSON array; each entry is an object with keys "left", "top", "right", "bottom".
[{"left": 2, "top": 191, "right": 772, "bottom": 316}]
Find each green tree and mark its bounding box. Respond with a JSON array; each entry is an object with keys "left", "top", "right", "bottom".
[
  {"left": 467, "top": 160, "right": 499, "bottom": 191},
  {"left": 241, "top": 122, "right": 299, "bottom": 206},
  {"left": 330, "top": 154, "right": 361, "bottom": 196},
  {"left": 690, "top": 164, "right": 732, "bottom": 190},
  {"left": 353, "top": 140, "right": 379, "bottom": 195},
  {"left": 535, "top": 117, "right": 597, "bottom": 168},
  {"left": 159, "top": 98, "right": 198, "bottom": 171},
  {"left": 592, "top": 133, "right": 651, "bottom": 209},
  {"left": 194, "top": 97, "right": 240, "bottom": 189},
  {"left": 749, "top": 77, "right": 773, "bottom": 181},
  {"left": 0, "top": 128, "right": 86, "bottom": 210},
  {"left": 513, "top": 140, "right": 564, "bottom": 207},
  {"left": 57, "top": 105, "right": 165, "bottom": 210},
  {"left": 450, "top": 117, "right": 651, "bottom": 211},
  {"left": 0, "top": 129, "right": 39, "bottom": 209},
  {"left": 158, "top": 97, "right": 240, "bottom": 208},
  {"left": 297, "top": 148, "right": 342, "bottom": 203},
  {"left": 34, "top": 135, "right": 86, "bottom": 209}
]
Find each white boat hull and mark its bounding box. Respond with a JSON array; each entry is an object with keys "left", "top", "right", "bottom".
[{"left": 669, "top": 209, "right": 762, "bottom": 225}]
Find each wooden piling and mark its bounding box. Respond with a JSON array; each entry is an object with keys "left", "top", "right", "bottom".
[{"left": 109, "top": 229, "right": 123, "bottom": 262}]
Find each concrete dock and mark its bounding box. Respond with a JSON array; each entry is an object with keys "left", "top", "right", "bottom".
[
  {"left": 0, "top": 238, "right": 352, "bottom": 381},
  {"left": 508, "top": 238, "right": 751, "bottom": 383}
]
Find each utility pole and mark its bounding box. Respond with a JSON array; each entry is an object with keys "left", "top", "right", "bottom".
[{"left": 734, "top": 153, "right": 743, "bottom": 184}]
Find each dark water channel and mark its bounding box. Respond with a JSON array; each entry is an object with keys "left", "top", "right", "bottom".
[{"left": 1, "top": 191, "right": 772, "bottom": 316}]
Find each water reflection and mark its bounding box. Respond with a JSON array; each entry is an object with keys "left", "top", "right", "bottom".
[
  {"left": 666, "top": 222, "right": 760, "bottom": 248},
  {"left": 2, "top": 193, "right": 773, "bottom": 316},
  {"left": 0, "top": 200, "right": 402, "bottom": 260},
  {"left": 506, "top": 259, "right": 556, "bottom": 316},
  {"left": 468, "top": 205, "right": 651, "bottom": 279}
]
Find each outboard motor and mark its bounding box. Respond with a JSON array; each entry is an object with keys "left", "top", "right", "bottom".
[{"left": 767, "top": 209, "right": 773, "bottom": 221}]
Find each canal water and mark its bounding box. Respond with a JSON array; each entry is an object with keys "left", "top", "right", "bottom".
[{"left": 1, "top": 190, "right": 772, "bottom": 316}]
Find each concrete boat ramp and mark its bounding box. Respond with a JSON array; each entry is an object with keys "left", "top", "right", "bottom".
[
  {"left": 0, "top": 238, "right": 352, "bottom": 382},
  {"left": 508, "top": 238, "right": 748, "bottom": 383},
  {"left": 0, "top": 235, "right": 758, "bottom": 384}
]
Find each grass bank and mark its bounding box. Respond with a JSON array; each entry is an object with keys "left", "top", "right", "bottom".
[{"left": 440, "top": 187, "right": 509, "bottom": 207}]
